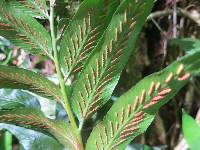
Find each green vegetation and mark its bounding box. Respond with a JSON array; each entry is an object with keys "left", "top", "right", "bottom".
[{"left": 0, "top": 0, "right": 200, "bottom": 149}]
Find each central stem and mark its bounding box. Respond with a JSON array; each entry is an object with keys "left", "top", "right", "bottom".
[{"left": 49, "top": 1, "right": 83, "bottom": 148}]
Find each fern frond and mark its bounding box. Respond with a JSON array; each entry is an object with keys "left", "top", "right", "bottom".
[
  {"left": 0, "top": 65, "right": 61, "bottom": 102},
  {"left": 71, "top": 0, "right": 154, "bottom": 124},
  {"left": 59, "top": 0, "right": 120, "bottom": 79},
  {"left": 10, "top": 0, "right": 49, "bottom": 19},
  {"left": 86, "top": 50, "right": 200, "bottom": 150},
  {"left": 0, "top": 0, "right": 52, "bottom": 57},
  {"left": 0, "top": 108, "right": 82, "bottom": 150}
]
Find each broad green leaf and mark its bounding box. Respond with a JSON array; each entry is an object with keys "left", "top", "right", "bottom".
[
  {"left": 169, "top": 38, "right": 200, "bottom": 52},
  {"left": 0, "top": 108, "right": 82, "bottom": 150},
  {"left": 0, "top": 124, "right": 64, "bottom": 150},
  {"left": 86, "top": 50, "right": 200, "bottom": 150},
  {"left": 182, "top": 111, "right": 200, "bottom": 150},
  {"left": 0, "top": 65, "right": 62, "bottom": 102},
  {"left": 59, "top": 0, "right": 120, "bottom": 78},
  {"left": 0, "top": 0, "right": 52, "bottom": 57},
  {"left": 72, "top": 0, "right": 154, "bottom": 124},
  {"left": 7, "top": 0, "right": 49, "bottom": 19},
  {"left": 0, "top": 89, "right": 40, "bottom": 109}
]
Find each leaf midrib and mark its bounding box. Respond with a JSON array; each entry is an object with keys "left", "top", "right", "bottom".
[
  {"left": 105, "top": 81, "right": 171, "bottom": 149},
  {"left": 81, "top": 14, "right": 128, "bottom": 121},
  {"left": 65, "top": 29, "right": 91, "bottom": 78},
  {"left": 81, "top": 35, "right": 125, "bottom": 121}
]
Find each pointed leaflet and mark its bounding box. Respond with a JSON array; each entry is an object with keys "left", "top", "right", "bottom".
[
  {"left": 0, "top": 65, "right": 61, "bottom": 102},
  {"left": 86, "top": 51, "right": 200, "bottom": 150},
  {"left": 0, "top": 0, "right": 52, "bottom": 56},
  {"left": 0, "top": 108, "right": 82, "bottom": 150},
  {"left": 59, "top": 0, "right": 120, "bottom": 78},
  {"left": 7, "top": 0, "right": 49, "bottom": 19},
  {"left": 71, "top": 0, "right": 154, "bottom": 124}
]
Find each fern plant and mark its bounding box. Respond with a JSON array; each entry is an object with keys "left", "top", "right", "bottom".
[{"left": 0, "top": 0, "right": 200, "bottom": 149}]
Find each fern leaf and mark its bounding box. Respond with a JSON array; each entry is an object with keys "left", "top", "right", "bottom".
[
  {"left": 0, "top": 108, "right": 82, "bottom": 150},
  {"left": 0, "top": 0, "right": 52, "bottom": 57},
  {"left": 59, "top": 0, "right": 120, "bottom": 79},
  {"left": 86, "top": 51, "right": 200, "bottom": 150},
  {"left": 0, "top": 65, "right": 62, "bottom": 102},
  {"left": 71, "top": 0, "right": 154, "bottom": 124},
  {"left": 7, "top": 0, "right": 49, "bottom": 19}
]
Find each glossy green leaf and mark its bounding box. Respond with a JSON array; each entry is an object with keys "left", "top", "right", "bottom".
[
  {"left": 0, "top": 0, "right": 52, "bottom": 56},
  {"left": 182, "top": 111, "right": 200, "bottom": 150},
  {"left": 0, "top": 89, "right": 40, "bottom": 109},
  {"left": 86, "top": 50, "right": 200, "bottom": 150},
  {"left": 0, "top": 124, "right": 64, "bottom": 150},
  {"left": 72, "top": 0, "right": 154, "bottom": 125},
  {"left": 59, "top": 0, "right": 120, "bottom": 79},
  {"left": 0, "top": 108, "right": 82, "bottom": 150},
  {"left": 0, "top": 65, "right": 62, "bottom": 102}
]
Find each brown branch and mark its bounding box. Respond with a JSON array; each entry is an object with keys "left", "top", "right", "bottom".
[{"left": 147, "top": 8, "right": 200, "bottom": 26}]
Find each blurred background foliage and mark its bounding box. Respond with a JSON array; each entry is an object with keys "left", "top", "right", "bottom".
[{"left": 0, "top": 0, "right": 200, "bottom": 149}]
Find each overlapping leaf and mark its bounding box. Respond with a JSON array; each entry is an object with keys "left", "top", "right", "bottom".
[
  {"left": 7, "top": 0, "right": 49, "bottom": 19},
  {"left": 0, "top": 65, "right": 62, "bottom": 102},
  {"left": 0, "top": 108, "right": 82, "bottom": 150},
  {"left": 0, "top": 124, "right": 64, "bottom": 150},
  {"left": 86, "top": 50, "right": 200, "bottom": 150},
  {"left": 59, "top": 0, "right": 120, "bottom": 79},
  {"left": 0, "top": 89, "right": 40, "bottom": 109},
  {"left": 71, "top": 0, "right": 154, "bottom": 124},
  {"left": 0, "top": 0, "right": 52, "bottom": 56}
]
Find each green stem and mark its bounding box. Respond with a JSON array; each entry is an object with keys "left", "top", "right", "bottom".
[
  {"left": 49, "top": 1, "right": 83, "bottom": 148},
  {"left": 0, "top": 131, "right": 12, "bottom": 150},
  {"left": 4, "top": 132, "right": 12, "bottom": 150}
]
